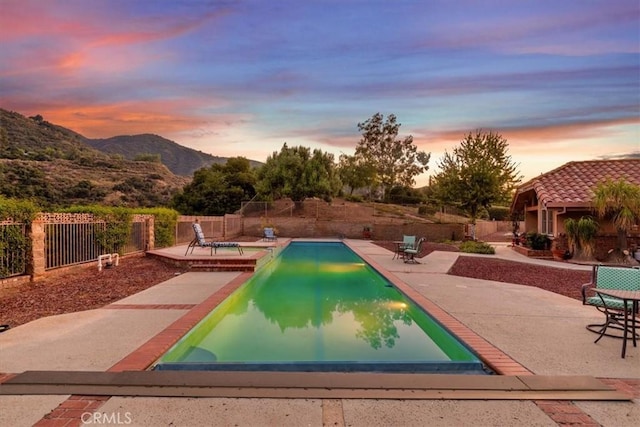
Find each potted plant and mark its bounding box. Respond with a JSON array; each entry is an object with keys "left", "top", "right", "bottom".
[
  {"left": 362, "top": 225, "right": 372, "bottom": 239},
  {"left": 551, "top": 242, "right": 569, "bottom": 261},
  {"left": 551, "top": 246, "right": 563, "bottom": 261}
]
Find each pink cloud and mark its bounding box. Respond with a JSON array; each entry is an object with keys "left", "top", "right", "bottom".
[
  {"left": 0, "top": 1, "right": 226, "bottom": 78},
  {"left": 412, "top": 117, "right": 638, "bottom": 147},
  {"left": 23, "top": 96, "right": 238, "bottom": 139}
]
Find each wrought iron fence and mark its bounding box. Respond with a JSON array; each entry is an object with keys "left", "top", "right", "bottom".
[
  {"left": 45, "top": 219, "right": 147, "bottom": 270},
  {"left": 0, "top": 222, "right": 28, "bottom": 278}
]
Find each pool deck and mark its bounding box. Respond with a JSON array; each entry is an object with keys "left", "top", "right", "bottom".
[{"left": 1, "top": 240, "right": 638, "bottom": 426}]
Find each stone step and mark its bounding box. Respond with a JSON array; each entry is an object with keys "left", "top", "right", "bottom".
[{"left": 188, "top": 263, "right": 255, "bottom": 272}]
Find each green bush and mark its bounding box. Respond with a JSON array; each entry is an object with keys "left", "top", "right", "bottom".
[
  {"left": 459, "top": 240, "right": 495, "bottom": 254},
  {"left": 0, "top": 196, "right": 39, "bottom": 278},
  {"left": 0, "top": 196, "right": 39, "bottom": 222},
  {"left": 344, "top": 194, "right": 364, "bottom": 202},
  {"left": 526, "top": 232, "right": 550, "bottom": 250},
  {"left": 136, "top": 207, "right": 179, "bottom": 248},
  {"left": 133, "top": 153, "right": 161, "bottom": 163}
]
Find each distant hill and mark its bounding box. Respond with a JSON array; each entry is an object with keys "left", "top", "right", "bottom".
[
  {"left": 0, "top": 108, "right": 188, "bottom": 208},
  {"left": 86, "top": 134, "right": 262, "bottom": 176},
  {"left": 0, "top": 109, "right": 97, "bottom": 161}
]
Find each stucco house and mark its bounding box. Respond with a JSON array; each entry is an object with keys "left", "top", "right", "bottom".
[{"left": 510, "top": 159, "right": 640, "bottom": 253}]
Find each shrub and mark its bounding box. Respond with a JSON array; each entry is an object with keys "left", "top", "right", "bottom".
[
  {"left": 564, "top": 216, "right": 598, "bottom": 259},
  {"left": 133, "top": 153, "right": 161, "bottom": 163},
  {"left": 135, "top": 207, "right": 179, "bottom": 248},
  {"left": 459, "top": 241, "right": 495, "bottom": 254},
  {"left": 0, "top": 196, "right": 39, "bottom": 222},
  {"left": 0, "top": 197, "right": 39, "bottom": 278},
  {"left": 417, "top": 204, "right": 437, "bottom": 215},
  {"left": 526, "top": 232, "right": 550, "bottom": 250}
]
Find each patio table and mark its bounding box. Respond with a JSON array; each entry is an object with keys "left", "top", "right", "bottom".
[
  {"left": 594, "top": 289, "right": 640, "bottom": 358},
  {"left": 392, "top": 241, "right": 406, "bottom": 260}
]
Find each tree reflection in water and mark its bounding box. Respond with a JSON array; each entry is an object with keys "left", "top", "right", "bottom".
[{"left": 250, "top": 246, "right": 414, "bottom": 350}]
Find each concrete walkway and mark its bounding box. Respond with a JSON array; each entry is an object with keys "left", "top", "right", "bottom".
[{"left": 0, "top": 241, "right": 638, "bottom": 427}]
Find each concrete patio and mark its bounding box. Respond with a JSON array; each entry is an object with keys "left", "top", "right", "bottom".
[{"left": 0, "top": 240, "right": 638, "bottom": 426}]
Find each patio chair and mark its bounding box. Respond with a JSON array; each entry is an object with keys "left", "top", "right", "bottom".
[
  {"left": 582, "top": 265, "right": 640, "bottom": 340},
  {"left": 263, "top": 227, "right": 277, "bottom": 241},
  {"left": 185, "top": 223, "right": 243, "bottom": 256},
  {"left": 403, "top": 237, "right": 426, "bottom": 264},
  {"left": 394, "top": 235, "right": 416, "bottom": 259}
]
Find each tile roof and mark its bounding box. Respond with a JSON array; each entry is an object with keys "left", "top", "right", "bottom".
[{"left": 516, "top": 159, "right": 640, "bottom": 208}]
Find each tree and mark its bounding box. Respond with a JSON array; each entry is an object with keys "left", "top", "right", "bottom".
[
  {"left": 354, "top": 113, "right": 430, "bottom": 199},
  {"left": 592, "top": 179, "right": 640, "bottom": 264},
  {"left": 432, "top": 130, "right": 521, "bottom": 238},
  {"left": 256, "top": 144, "right": 341, "bottom": 203},
  {"left": 337, "top": 154, "right": 377, "bottom": 196},
  {"left": 171, "top": 157, "right": 256, "bottom": 215}
]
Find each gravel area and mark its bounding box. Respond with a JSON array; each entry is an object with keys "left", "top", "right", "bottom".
[
  {"left": 448, "top": 256, "right": 591, "bottom": 301},
  {"left": 375, "top": 240, "right": 591, "bottom": 301}
]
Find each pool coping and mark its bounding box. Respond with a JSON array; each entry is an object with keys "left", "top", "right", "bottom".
[{"left": 1, "top": 370, "right": 627, "bottom": 401}]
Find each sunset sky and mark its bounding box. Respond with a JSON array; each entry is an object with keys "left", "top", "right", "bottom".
[{"left": 1, "top": 0, "right": 638, "bottom": 186}]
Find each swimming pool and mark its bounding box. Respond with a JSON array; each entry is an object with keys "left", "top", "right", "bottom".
[{"left": 154, "top": 241, "right": 487, "bottom": 373}]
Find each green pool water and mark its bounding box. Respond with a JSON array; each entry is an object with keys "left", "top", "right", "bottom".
[{"left": 155, "top": 241, "right": 486, "bottom": 373}]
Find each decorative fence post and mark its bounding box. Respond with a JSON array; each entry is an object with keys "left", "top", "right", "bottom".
[
  {"left": 29, "top": 216, "right": 46, "bottom": 279},
  {"left": 146, "top": 216, "right": 155, "bottom": 251}
]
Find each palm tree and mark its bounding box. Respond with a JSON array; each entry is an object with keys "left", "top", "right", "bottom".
[{"left": 592, "top": 179, "right": 640, "bottom": 263}]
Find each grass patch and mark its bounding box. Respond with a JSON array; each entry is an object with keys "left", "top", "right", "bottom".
[{"left": 459, "top": 240, "right": 495, "bottom": 254}]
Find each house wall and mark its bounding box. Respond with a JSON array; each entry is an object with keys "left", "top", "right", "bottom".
[
  {"left": 524, "top": 210, "right": 537, "bottom": 233},
  {"left": 555, "top": 210, "right": 623, "bottom": 237}
]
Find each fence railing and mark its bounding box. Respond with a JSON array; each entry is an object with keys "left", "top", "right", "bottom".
[
  {"left": 44, "top": 220, "right": 147, "bottom": 270},
  {"left": 176, "top": 214, "right": 242, "bottom": 245},
  {"left": 0, "top": 222, "right": 28, "bottom": 278},
  {"left": 0, "top": 212, "right": 242, "bottom": 280}
]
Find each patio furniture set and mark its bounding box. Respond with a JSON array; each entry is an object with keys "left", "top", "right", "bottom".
[
  {"left": 581, "top": 265, "right": 640, "bottom": 358},
  {"left": 392, "top": 235, "right": 426, "bottom": 263}
]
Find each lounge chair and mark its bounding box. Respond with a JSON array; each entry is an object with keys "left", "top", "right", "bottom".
[
  {"left": 403, "top": 237, "right": 426, "bottom": 263},
  {"left": 186, "top": 223, "right": 243, "bottom": 256},
  {"left": 263, "top": 227, "right": 277, "bottom": 241}
]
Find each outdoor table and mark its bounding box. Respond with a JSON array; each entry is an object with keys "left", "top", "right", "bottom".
[
  {"left": 392, "top": 241, "right": 405, "bottom": 259},
  {"left": 595, "top": 289, "right": 640, "bottom": 358}
]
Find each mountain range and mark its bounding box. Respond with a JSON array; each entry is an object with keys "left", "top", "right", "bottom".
[{"left": 86, "top": 134, "right": 262, "bottom": 176}]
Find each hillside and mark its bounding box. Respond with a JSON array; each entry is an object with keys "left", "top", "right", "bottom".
[
  {"left": 0, "top": 109, "right": 98, "bottom": 162},
  {"left": 86, "top": 134, "right": 262, "bottom": 176},
  {"left": 0, "top": 109, "right": 188, "bottom": 208}
]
